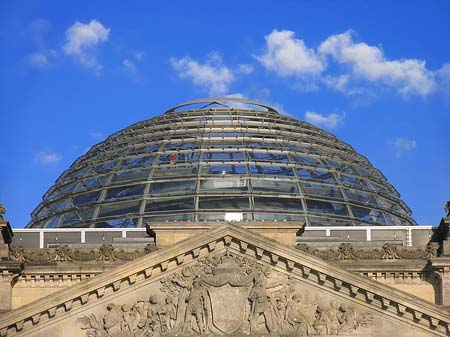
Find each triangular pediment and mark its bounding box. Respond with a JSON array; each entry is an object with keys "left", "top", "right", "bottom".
[{"left": 0, "top": 224, "right": 449, "bottom": 337}]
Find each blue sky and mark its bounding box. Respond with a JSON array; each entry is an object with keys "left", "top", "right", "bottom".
[{"left": 0, "top": 1, "right": 449, "bottom": 228}]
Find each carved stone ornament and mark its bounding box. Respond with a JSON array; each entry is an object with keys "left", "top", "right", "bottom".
[
  {"left": 78, "top": 253, "right": 373, "bottom": 337},
  {"left": 9, "top": 244, "right": 156, "bottom": 263},
  {"left": 296, "top": 243, "right": 439, "bottom": 261}
]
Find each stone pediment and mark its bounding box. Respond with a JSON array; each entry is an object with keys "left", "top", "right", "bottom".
[{"left": 0, "top": 224, "right": 449, "bottom": 337}]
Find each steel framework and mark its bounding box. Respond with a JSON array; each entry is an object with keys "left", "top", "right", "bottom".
[{"left": 28, "top": 98, "right": 417, "bottom": 228}]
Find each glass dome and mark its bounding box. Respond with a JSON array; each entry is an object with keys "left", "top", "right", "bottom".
[{"left": 28, "top": 98, "right": 416, "bottom": 228}]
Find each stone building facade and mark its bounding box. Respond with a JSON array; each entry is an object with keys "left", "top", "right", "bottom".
[{"left": 1, "top": 98, "right": 449, "bottom": 336}]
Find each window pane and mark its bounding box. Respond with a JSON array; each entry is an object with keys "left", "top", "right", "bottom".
[
  {"left": 198, "top": 196, "right": 250, "bottom": 210},
  {"left": 249, "top": 164, "right": 294, "bottom": 177},
  {"left": 344, "top": 188, "right": 379, "bottom": 206},
  {"left": 113, "top": 169, "right": 149, "bottom": 182},
  {"left": 62, "top": 207, "right": 95, "bottom": 224},
  {"left": 351, "top": 206, "right": 386, "bottom": 224},
  {"left": 152, "top": 165, "right": 198, "bottom": 178},
  {"left": 201, "top": 164, "right": 247, "bottom": 175},
  {"left": 144, "top": 198, "right": 194, "bottom": 212},
  {"left": 158, "top": 152, "right": 199, "bottom": 164},
  {"left": 254, "top": 197, "right": 303, "bottom": 211},
  {"left": 73, "top": 191, "right": 100, "bottom": 206},
  {"left": 105, "top": 184, "right": 145, "bottom": 200},
  {"left": 302, "top": 182, "right": 343, "bottom": 199},
  {"left": 145, "top": 213, "right": 194, "bottom": 222},
  {"left": 200, "top": 178, "right": 248, "bottom": 193},
  {"left": 252, "top": 179, "right": 298, "bottom": 194},
  {"left": 308, "top": 216, "right": 354, "bottom": 227},
  {"left": 94, "top": 218, "right": 138, "bottom": 228},
  {"left": 254, "top": 213, "right": 305, "bottom": 221},
  {"left": 306, "top": 199, "right": 348, "bottom": 216},
  {"left": 298, "top": 169, "right": 335, "bottom": 182},
  {"left": 149, "top": 180, "right": 196, "bottom": 195},
  {"left": 99, "top": 201, "right": 140, "bottom": 217},
  {"left": 248, "top": 151, "right": 289, "bottom": 163},
  {"left": 202, "top": 152, "right": 245, "bottom": 162}
]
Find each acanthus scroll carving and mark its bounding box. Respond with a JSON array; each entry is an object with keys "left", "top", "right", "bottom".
[
  {"left": 296, "top": 242, "right": 438, "bottom": 261},
  {"left": 78, "top": 253, "right": 373, "bottom": 337}
]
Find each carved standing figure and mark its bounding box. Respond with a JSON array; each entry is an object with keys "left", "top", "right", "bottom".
[
  {"left": 338, "top": 303, "right": 357, "bottom": 332},
  {"left": 249, "top": 273, "right": 277, "bottom": 334},
  {"left": 103, "top": 304, "right": 124, "bottom": 337},
  {"left": 286, "top": 293, "right": 312, "bottom": 336},
  {"left": 185, "top": 278, "right": 209, "bottom": 334}
]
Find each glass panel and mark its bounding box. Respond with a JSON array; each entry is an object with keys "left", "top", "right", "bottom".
[
  {"left": 79, "top": 175, "right": 108, "bottom": 191},
  {"left": 249, "top": 164, "right": 294, "bottom": 177},
  {"left": 94, "top": 161, "right": 116, "bottom": 173},
  {"left": 113, "top": 169, "right": 149, "bottom": 182},
  {"left": 343, "top": 188, "right": 379, "bottom": 206},
  {"left": 200, "top": 178, "right": 248, "bottom": 193},
  {"left": 44, "top": 215, "right": 61, "bottom": 228},
  {"left": 308, "top": 216, "right": 354, "bottom": 227},
  {"left": 306, "top": 199, "right": 348, "bottom": 216},
  {"left": 149, "top": 180, "right": 196, "bottom": 195},
  {"left": 202, "top": 152, "right": 245, "bottom": 162},
  {"left": 98, "top": 201, "right": 141, "bottom": 218},
  {"left": 105, "top": 184, "right": 146, "bottom": 200},
  {"left": 335, "top": 173, "right": 369, "bottom": 188},
  {"left": 62, "top": 207, "right": 95, "bottom": 224},
  {"left": 145, "top": 213, "right": 194, "bottom": 222},
  {"left": 122, "top": 156, "right": 154, "bottom": 168},
  {"left": 158, "top": 152, "right": 199, "bottom": 164},
  {"left": 73, "top": 191, "right": 100, "bottom": 206},
  {"left": 254, "top": 197, "right": 303, "bottom": 211},
  {"left": 254, "top": 213, "right": 305, "bottom": 221},
  {"left": 201, "top": 164, "right": 247, "bottom": 175},
  {"left": 144, "top": 198, "right": 194, "bottom": 212},
  {"left": 152, "top": 165, "right": 198, "bottom": 178},
  {"left": 198, "top": 196, "right": 250, "bottom": 210},
  {"left": 197, "top": 212, "right": 252, "bottom": 221},
  {"left": 94, "top": 218, "right": 138, "bottom": 228},
  {"left": 248, "top": 151, "right": 289, "bottom": 163},
  {"left": 298, "top": 169, "right": 335, "bottom": 182},
  {"left": 302, "top": 182, "right": 343, "bottom": 199},
  {"left": 291, "top": 154, "right": 323, "bottom": 166},
  {"left": 351, "top": 206, "right": 386, "bottom": 224},
  {"left": 252, "top": 179, "right": 298, "bottom": 194}
]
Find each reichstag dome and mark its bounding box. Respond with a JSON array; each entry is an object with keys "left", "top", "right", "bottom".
[{"left": 27, "top": 98, "right": 417, "bottom": 229}]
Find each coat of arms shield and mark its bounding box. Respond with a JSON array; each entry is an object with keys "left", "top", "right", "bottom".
[{"left": 208, "top": 284, "right": 249, "bottom": 334}]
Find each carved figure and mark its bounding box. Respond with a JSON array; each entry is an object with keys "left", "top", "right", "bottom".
[
  {"left": 248, "top": 273, "right": 277, "bottom": 334},
  {"left": 286, "top": 293, "right": 312, "bottom": 336},
  {"left": 185, "top": 278, "right": 209, "bottom": 334},
  {"left": 338, "top": 303, "right": 357, "bottom": 332},
  {"left": 78, "top": 253, "right": 373, "bottom": 337},
  {"left": 103, "top": 304, "right": 123, "bottom": 337}
]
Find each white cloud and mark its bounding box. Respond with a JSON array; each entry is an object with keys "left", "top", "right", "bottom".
[
  {"left": 134, "top": 52, "right": 144, "bottom": 61},
  {"left": 28, "top": 53, "right": 48, "bottom": 67},
  {"left": 123, "top": 59, "right": 137, "bottom": 74},
  {"left": 392, "top": 138, "right": 416, "bottom": 158},
  {"left": 34, "top": 151, "right": 62, "bottom": 165},
  {"left": 304, "top": 111, "right": 344, "bottom": 129},
  {"left": 170, "top": 52, "right": 235, "bottom": 96},
  {"left": 89, "top": 132, "right": 104, "bottom": 140},
  {"left": 255, "top": 29, "right": 325, "bottom": 77},
  {"left": 63, "top": 19, "right": 110, "bottom": 70},
  {"left": 322, "top": 75, "right": 363, "bottom": 95},
  {"left": 237, "top": 63, "right": 254, "bottom": 75},
  {"left": 318, "top": 31, "right": 436, "bottom": 96}
]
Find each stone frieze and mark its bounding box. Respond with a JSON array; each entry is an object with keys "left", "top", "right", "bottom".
[
  {"left": 78, "top": 253, "right": 373, "bottom": 337},
  {"left": 9, "top": 244, "right": 156, "bottom": 263},
  {"left": 296, "top": 243, "right": 438, "bottom": 261}
]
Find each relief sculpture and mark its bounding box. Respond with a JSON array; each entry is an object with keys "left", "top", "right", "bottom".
[{"left": 78, "top": 253, "right": 373, "bottom": 336}]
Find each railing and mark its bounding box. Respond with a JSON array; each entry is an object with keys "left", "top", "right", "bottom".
[{"left": 10, "top": 225, "right": 436, "bottom": 249}]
